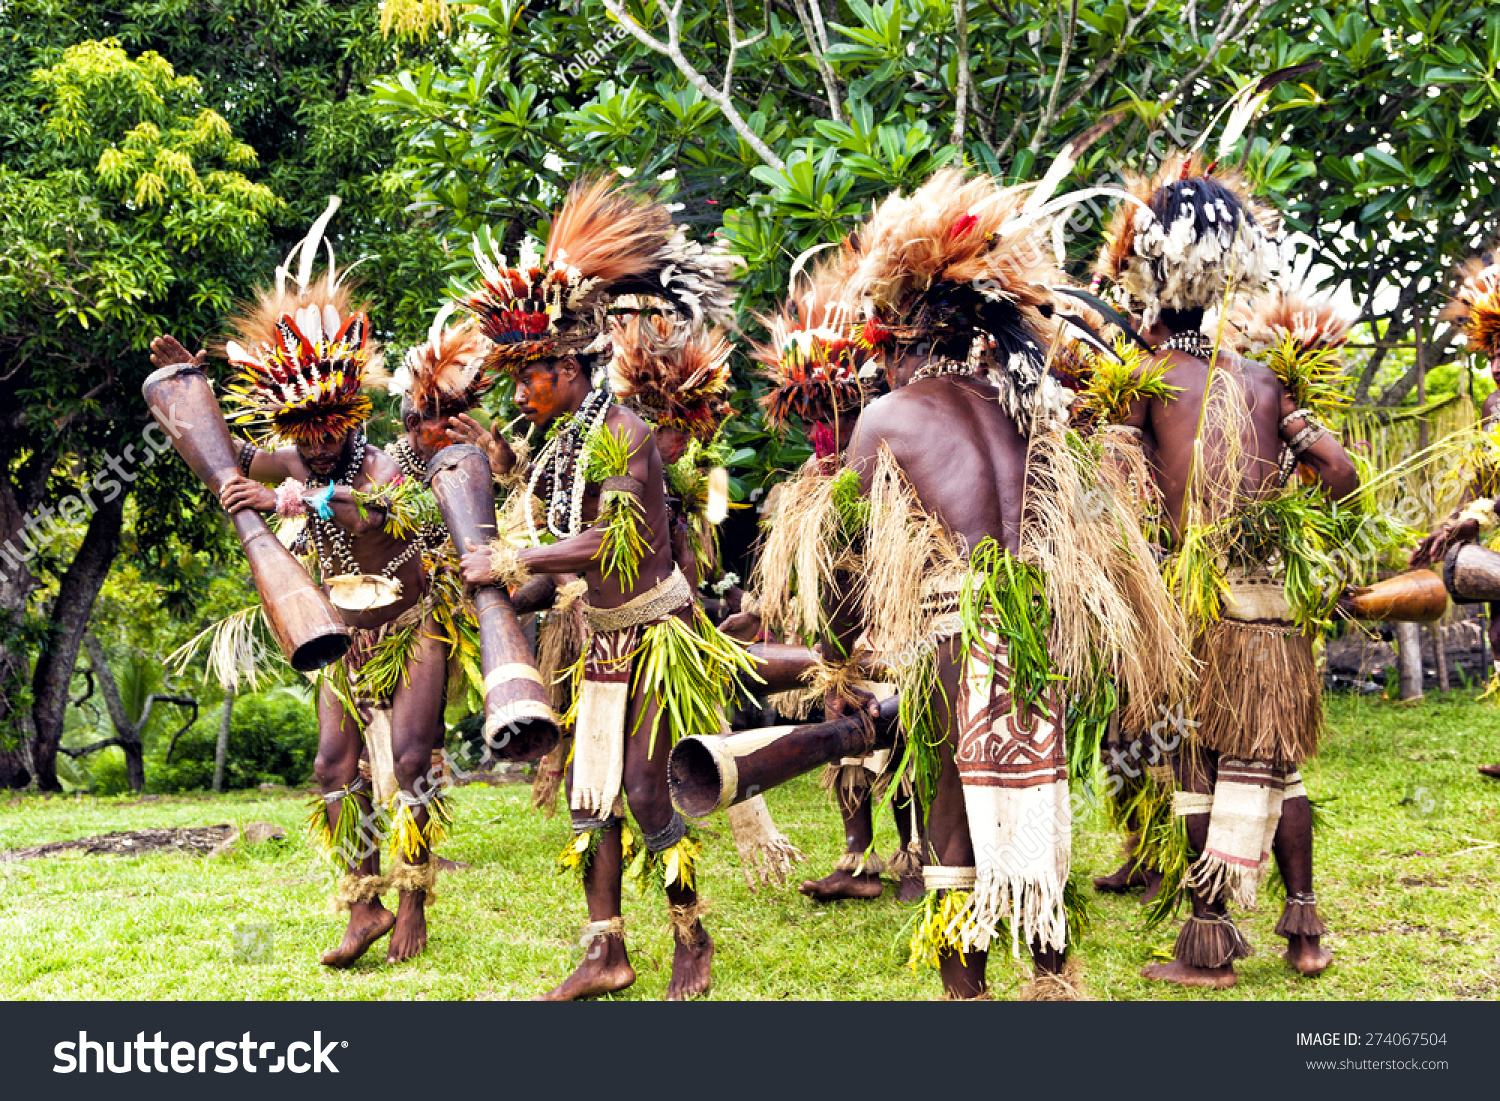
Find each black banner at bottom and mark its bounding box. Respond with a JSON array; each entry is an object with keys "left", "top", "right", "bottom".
[{"left": 1, "top": 999, "right": 1491, "bottom": 1099}]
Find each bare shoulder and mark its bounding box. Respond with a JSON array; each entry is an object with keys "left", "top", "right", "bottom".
[
  {"left": 848, "top": 386, "right": 930, "bottom": 457},
  {"left": 604, "top": 403, "right": 653, "bottom": 449},
  {"left": 361, "top": 445, "right": 401, "bottom": 486},
  {"left": 1482, "top": 390, "right": 1500, "bottom": 426}
]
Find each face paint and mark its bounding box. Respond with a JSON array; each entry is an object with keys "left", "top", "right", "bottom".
[
  {"left": 515, "top": 364, "right": 564, "bottom": 428},
  {"left": 413, "top": 420, "right": 452, "bottom": 461}
]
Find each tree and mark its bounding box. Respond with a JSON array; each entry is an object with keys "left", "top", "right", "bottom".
[
  {"left": 64, "top": 632, "right": 197, "bottom": 792},
  {"left": 0, "top": 0, "right": 459, "bottom": 790},
  {"left": 0, "top": 37, "right": 278, "bottom": 789}
]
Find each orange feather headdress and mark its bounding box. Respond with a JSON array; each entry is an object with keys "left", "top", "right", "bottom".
[
  {"left": 460, "top": 177, "right": 738, "bottom": 376},
  {"left": 223, "top": 198, "right": 381, "bottom": 446},
  {"left": 750, "top": 243, "right": 875, "bottom": 435},
  {"left": 608, "top": 312, "right": 734, "bottom": 443},
  {"left": 845, "top": 169, "right": 1059, "bottom": 350},
  {"left": 1440, "top": 251, "right": 1500, "bottom": 359},
  {"left": 1233, "top": 285, "right": 1354, "bottom": 358},
  {"left": 384, "top": 304, "right": 496, "bottom": 422},
  {"left": 1094, "top": 152, "right": 1281, "bottom": 328}
]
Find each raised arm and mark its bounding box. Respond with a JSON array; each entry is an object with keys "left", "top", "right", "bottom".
[{"left": 460, "top": 409, "right": 659, "bottom": 585}]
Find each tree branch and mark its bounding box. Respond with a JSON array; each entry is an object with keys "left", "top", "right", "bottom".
[
  {"left": 1160, "top": 0, "right": 1270, "bottom": 111},
  {"left": 790, "top": 0, "right": 844, "bottom": 123},
  {"left": 602, "top": 0, "right": 787, "bottom": 169},
  {"left": 159, "top": 696, "right": 200, "bottom": 761},
  {"left": 1027, "top": 0, "right": 1078, "bottom": 155},
  {"left": 82, "top": 632, "right": 131, "bottom": 738},
  {"left": 1053, "top": 0, "right": 1162, "bottom": 121},
  {"left": 59, "top": 737, "right": 123, "bottom": 758},
  {"left": 952, "top": 0, "right": 972, "bottom": 150}
]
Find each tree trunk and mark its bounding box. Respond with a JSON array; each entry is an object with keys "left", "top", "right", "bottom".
[
  {"left": 1429, "top": 624, "right": 1449, "bottom": 692},
  {"left": 213, "top": 687, "right": 235, "bottom": 793},
  {"left": 29, "top": 494, "right": 125, "bottom": 791},
  {"left": 1395, "top": 620, "right": 1424, "bottom": 700},
  {"left": 122, "top": 735, "right": 145, "bottom": 793},
  {"left": 0, "top": 456, "right": 44, "bottom": 789}
]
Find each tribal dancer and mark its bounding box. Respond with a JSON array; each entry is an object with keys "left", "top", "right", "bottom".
[
  {"left": 1095, "top": 154, "right": 1360, "bottom": 987},
  {"left": 150, "top": 208, "right": 452, "bottom": 967},
  {"left": 458, "top": 179, "right": 756, "bottom": 1000},
  {"left": 373, "top": 307, "right": 512, "bottom": 859},
  {"left": 746, "top": 254, "right": 927, "bottom": 903},
  {"left": 1412, "top": 250, "right": 1500, "bottom": 777},
  {"left": 609, "top": 311, "right": 805, "bottom": 888},
  {"left": 803, "top": 170, "right": 1183, "bottom": 999}
]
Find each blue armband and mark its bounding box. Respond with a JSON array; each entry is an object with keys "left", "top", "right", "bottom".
[{"left": 305, "top": 484, "right": 336, "bottom": 521}]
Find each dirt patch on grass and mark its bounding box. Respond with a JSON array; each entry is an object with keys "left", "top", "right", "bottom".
[{"left": 0, "top": 826, "right": 233, "bottom": 862}]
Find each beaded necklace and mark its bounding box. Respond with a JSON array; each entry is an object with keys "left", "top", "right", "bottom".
[
  {"left": 525, "top": 388, "right": 613, "bottom": 543},
  {"left": 1156, "top": 331, "right": 1216, "bottom": 360},
  {"left": 909, "top": 356, "right": 976, "bottom": 383},
  {"left": 387, "top": 436, "right": 450, "bottom": 553},
  {"left": 307, "top": 429, "right": 420, "bottom": 583}
]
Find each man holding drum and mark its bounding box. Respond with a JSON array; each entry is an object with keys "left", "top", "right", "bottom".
[
  {"left": 149, "top": 208, "right": 453, "bottom": 968},
  {"left": 459, "top": 179, "right": 755, "bottom": 1000}
]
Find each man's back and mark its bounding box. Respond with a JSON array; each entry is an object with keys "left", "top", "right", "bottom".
[
  {"left": 1137, "top": 348, "right": 1291, "bottom": 540},
  {"left": 847, "top": 375, "right": 1030, "bottom": 554}
]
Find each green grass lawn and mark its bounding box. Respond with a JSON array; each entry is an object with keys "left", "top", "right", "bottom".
[{"left": 2, "top": 689, "right": 1497, "bottom": 1000}]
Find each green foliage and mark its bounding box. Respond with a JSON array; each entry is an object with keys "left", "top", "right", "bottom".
[{"left": 147, "top": 689, "right": 318, "bottom": 793}]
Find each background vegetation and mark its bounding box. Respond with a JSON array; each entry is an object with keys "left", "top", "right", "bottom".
[{"left": 0, "top": 0, "right": 1496, "bottom": 800}]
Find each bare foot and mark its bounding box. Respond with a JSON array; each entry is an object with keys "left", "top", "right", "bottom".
[
  {"left": 433, "top": 856, "right": 470, "bottom": 872},
  {"left": 1141, "top": 960, "right": 1237, "bottom": 989},
  {"left": 1138, "top": 868, "right": 1165, "bottom": 907},
  {"left": 798, "top": 869, "right": 883, "bottom": 902},
  {"left": 534, "top": 937, "right": 636, "bottom": 1001},
  {"left": 1478, "top": 764, "right": 1500, "bottom": 779},
  {"left": 897, "top": 873, "right": 925, "bottom": 903},
  {"left": 386, "top": 891, "right": 429, "bottom": 963},
  {"left": 320, "top": 900, "right": 394, "bottom": 968},
  {"left": 667, "top": 923, "right": 714, "bottom": 1000},
  {"left": 1284, "top": 935, "right": 1333, "bottom": 976},
  {"left": 1094, "top": 857, "right": 1151, "bottom": 893}
]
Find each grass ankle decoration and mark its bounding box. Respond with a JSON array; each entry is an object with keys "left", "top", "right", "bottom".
[
  {"left": 907, "top": 889, "right": 972, "bottom": 971},
  {"left": 627, "top": 830, "right": 703, "bottom": 894},
  {"left": 387, "top": 790, "right": 453, "bottom": 865}
]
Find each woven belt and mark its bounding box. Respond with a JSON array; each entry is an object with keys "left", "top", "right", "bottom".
[{"left": 580, "top": 566, "right": 692, "bottom": 634}]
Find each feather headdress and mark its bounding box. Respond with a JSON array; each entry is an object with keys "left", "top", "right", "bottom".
[
  {"left": 385, "top": 303, "right": 496, "bottom": 422},
  {"left": 224, "top": 197, "right": 381, "bottom": 446},
  {"left": 845, "top": 169, "right": 1058, "bottom": 349},
  {"left": 1094, "top": 152, "right": 1281, "bottom": 329},
  {"left": 1440, "top": 251, "right": 1500, "bottom": 359},
  {"left": 461, "top": 177, "right": 738, "bottom": 376},
  {"left": 1233, "top": 285, "right": 1353, "bottom": 358},
  {"left": 608, "top": 312, "right": 734, "bottom": 443},
  {"left": 843, "top": 169, "right": 1068, "bottom": 431},
  {"left": 750, "top": 245, "right": 874, "bottom": 434},
  {"left": 1232, "top": 282, "right": 1354, "bottom": 418}
]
